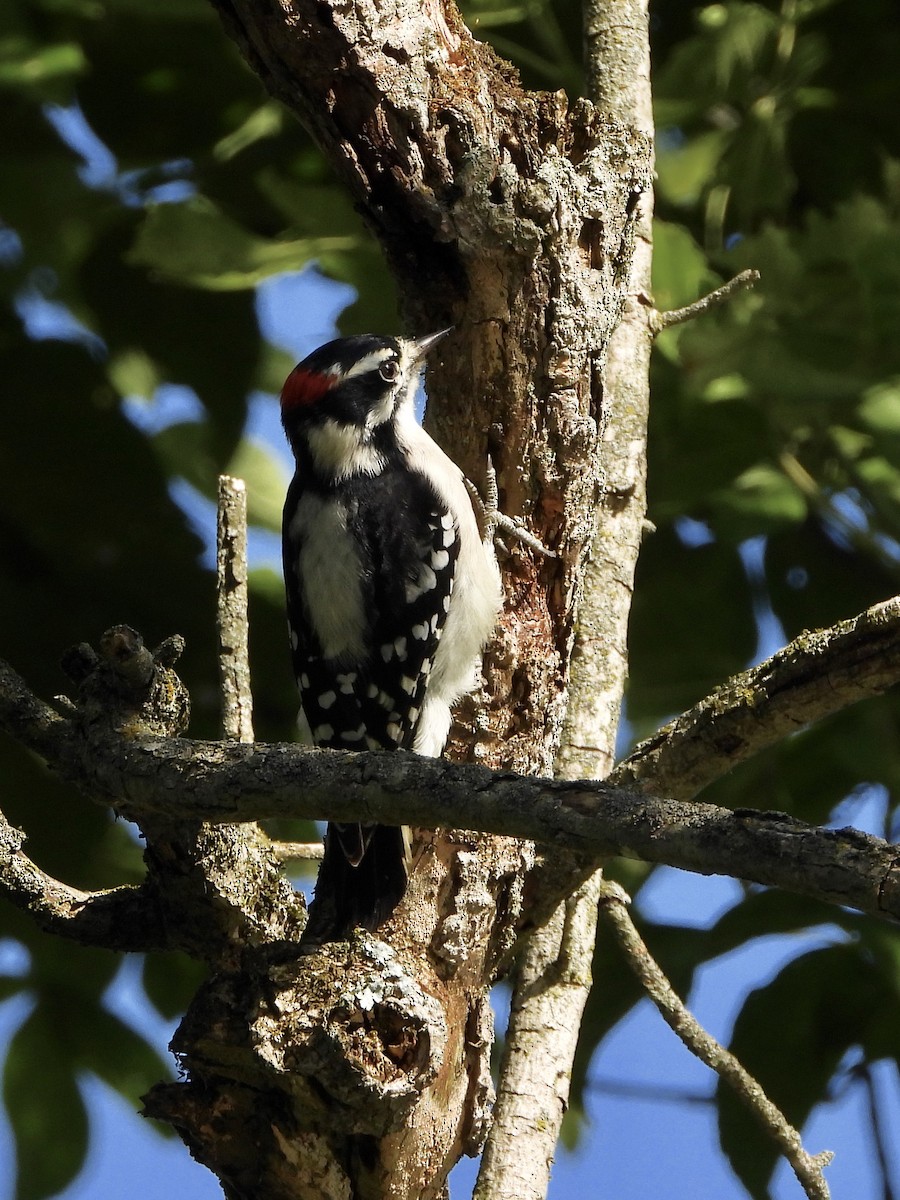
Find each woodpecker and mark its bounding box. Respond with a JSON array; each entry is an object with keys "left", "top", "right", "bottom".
[{"left": 280, "top": 330, "right": 502, "bottom": 934}]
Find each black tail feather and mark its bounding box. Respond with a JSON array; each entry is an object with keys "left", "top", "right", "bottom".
[{"left": 304, "top": 823, "right": 410, "bottom": 942}]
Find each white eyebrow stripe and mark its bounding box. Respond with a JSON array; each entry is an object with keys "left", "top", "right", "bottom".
[{"left": 340, "top": 348, "right": 395, "bottom": 381}]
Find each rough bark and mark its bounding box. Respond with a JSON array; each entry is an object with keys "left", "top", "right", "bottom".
[
  {"left": 4, "top": 1, "right": 893, "bottom": 1198},
  {"left": 210, "top": 0, "right": 651, "bottom": 778}
]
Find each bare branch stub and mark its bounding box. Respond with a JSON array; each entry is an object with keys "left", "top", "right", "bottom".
[
  {"left": 216, "top": 474, "right": 254, "bottom": 744},
  {"left": 649, "top": 268, "right": 761, "bottom": 335}
]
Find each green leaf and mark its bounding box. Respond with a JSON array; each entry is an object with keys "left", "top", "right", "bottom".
[
  {"left": 0, "top": 977, "right": 25, "bottom": 1002},
  {"left": 228, "top": 438, "right": 291, "bottom": 532},
  {"left": 569, "top": 916, "right": 714, "bottom": 1124},
  {"left": 766, "top": 519, "right": 900, "bottom": 643},
  {"left": 628, "top": 529, "right": 756, "bottom": 727},
  {"left": 152, "top": 420, "right": 216, "bottom": 498},
  {"left": 79, "top": 217, "right": 260, "bottom": 453},
  {"left": 4, "top": 1004, "right": 89, "bottom": 1200},
  {"left": 0, "top": 37, "right": 85, "bottom": 98},
  {"left": 213, "top": 101, "right": 284, "bottom": 162},
  {"left": 72, "top": 1009, "right": 171, "bottom": 1107},
  {"left": 128, "top": 198, "right": 357, "bottom": 291},
  {"left": 656, "top": 130, "right": 730, "bottom": 208},
  {"left": 142, "top": 952, "right": 207, "bottom": 1021},
  {"left": 703, "top": 692, "right": 900, "bottom": 823},
  {"left": 152, "top": 423, "right": 289, "bottom": 532},
  {"left": 707, "top": 462, "right": 807, "bottom": 541},
  {"left": 76, "top": 5, "right": 262, "bottom": 168},
  {"left": 107, "top": 348, "right": 162, "bottom": 401},
  {"left": 857, "top": 378, "right": 900, "bottom": 438}
]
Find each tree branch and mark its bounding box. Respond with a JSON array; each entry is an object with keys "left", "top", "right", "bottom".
[
  {"left": 3, "top": 653, "right": 900, "bottom": 925},
  {"left": 649, "top": 269, "right": 761, "bottom": 334},
  {"left": 473, "top": 874, "right": 604, "bottom": 1200},
  {"left": 0, "top": 808, "right": 164, "bottom": 950},
  {"left": 614, "top": 592, "right": 900, "bottom": 800},
  {"left": 479, "top": 0, "right": 657, "bottom": 1192},
  {"left": 217, "top": 474, "right": 254, "bottom": 744},
  {"left": 597, "top": 881, "right": 834, "bottom": 1200}
]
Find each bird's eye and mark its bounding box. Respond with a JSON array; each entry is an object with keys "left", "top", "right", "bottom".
[{"left": 379, "top": 359, "right": 400, "bottom": 382}]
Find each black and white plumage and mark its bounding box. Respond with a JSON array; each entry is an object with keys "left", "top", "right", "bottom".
[{"left": 280, "top": 330, "right": 502, "bottom": 934}]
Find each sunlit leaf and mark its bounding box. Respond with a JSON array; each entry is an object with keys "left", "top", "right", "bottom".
[
  {"left": 129, "top": 198, "right": 357, "bottom": 290},
  {"left": 656, "top": 130, "right": 730, "bottom": 208},
  {"left": 227, "top": 438, "right": 291, "bottom": 532},
  {"left": 0, "top": 38, "right": 85, "bottom": 97},
  {"left": 857, "top": 379, "right": 900, "bottom": 438},
  {"left": 707, "top": 462, "right": 807, "bottom": 541},
  {"left": 651, "top": 219, "right": 716, "bottom": 312}
]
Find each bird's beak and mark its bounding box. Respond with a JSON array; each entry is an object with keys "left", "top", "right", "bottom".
[{"left": 412, "top": 327, "right": 453, "bottom": 360}]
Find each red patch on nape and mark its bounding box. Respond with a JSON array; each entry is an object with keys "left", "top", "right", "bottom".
[{"left": 280, "top": 366, "right": 333, "bottom": 411}]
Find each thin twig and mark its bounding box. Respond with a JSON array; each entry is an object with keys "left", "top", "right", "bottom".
[
  {"left": 216, "top": 475, "right": 254, "bottom": 743},
  {"left": 269, "top": 841, "right": 325, "bottom": 862},
  {"left": 597, "top": 880, "right": 834, "bottom": 1200},
  {"left": 650, "top": 269, "right": 760, "bottom": 334}
]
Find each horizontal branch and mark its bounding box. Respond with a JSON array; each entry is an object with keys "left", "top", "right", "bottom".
[
  {"left": 2, "top": 656, "right": 899, "bottom": 926},
  {"left": 615, "top": 594, "right": 900, "bottom": 800}
]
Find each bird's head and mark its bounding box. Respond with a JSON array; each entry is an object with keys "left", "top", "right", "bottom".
[{"left": 280, "top": 330, "right": 451, "bottom": 481}]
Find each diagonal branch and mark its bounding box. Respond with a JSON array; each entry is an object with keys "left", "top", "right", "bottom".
[
  {"left": 597, "top": 881, "right": 833, "bottom": 1200},
  {"left": 478, "top": 0, "right": 657, "bottom": 1192},
  {"left": 0, "top": 808, "right": 164, "bottom": 950},
  {"left": 614, "top": 592, "right": 900, "bottom": 800}
]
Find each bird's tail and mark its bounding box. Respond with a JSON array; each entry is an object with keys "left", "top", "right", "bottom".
[{"left": 304, "top": 823, "right": 410, "bottom": 941}]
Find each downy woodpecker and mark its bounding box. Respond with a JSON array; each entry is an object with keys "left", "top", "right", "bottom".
[{"left": 280, "top": 330, "right": 502, "bottom": 933}]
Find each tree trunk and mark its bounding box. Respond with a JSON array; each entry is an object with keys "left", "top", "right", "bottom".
[{"left": 143, "top": 2, "right": 653, "bottom": 1196}]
